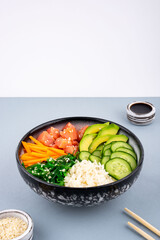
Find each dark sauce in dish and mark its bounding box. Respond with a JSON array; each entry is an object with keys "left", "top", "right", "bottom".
[{"left": 130, "top": 103, "right": 152, "bottom": 114}]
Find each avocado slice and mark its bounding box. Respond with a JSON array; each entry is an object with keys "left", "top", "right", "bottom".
[
  {"left": 89, "top": 135, "right": 111, "bottom": 153},
  {"left": 79, "top": 133, "right": 97, "bottom": 152},
  {"left": 96, "top": 143, "right": 104, "bottom": 151},
  {"left": 98, "top": 123, "right": 119, "bottom": 137},
  {"left": 105, "top": 135, "right": 128, "bottom": 145},
  {"left": 83, "top": 122, "right": 109, "bottom": 136}
]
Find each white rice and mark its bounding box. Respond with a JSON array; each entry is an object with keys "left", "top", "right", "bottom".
[{"left": 64, "top": 160, "right": 114, "bottom": 187}]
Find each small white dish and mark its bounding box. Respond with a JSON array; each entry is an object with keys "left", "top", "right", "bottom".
[
  {"left": 127, "top": 101, "right": 156, "bottom": 125},
  {"left": 0, "top": 209, "right": 34, "bottom": 240}
]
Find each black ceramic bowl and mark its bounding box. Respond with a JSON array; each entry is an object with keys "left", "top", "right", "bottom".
[{"left": 16, "top": 117, "right": 144, "bottom": 207}]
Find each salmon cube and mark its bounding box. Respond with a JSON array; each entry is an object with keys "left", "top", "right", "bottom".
[
  {"left": 78, "top": 125, "right": 89, "bottom": 141},
  {"left": 55, "top": 137, "right": 72, "bottom": 149},
  {"left": 64, "top": 145, "right": 79, "bottom": 155},
  {"left": 37, "top": 131, "right": 54, "bottom": 147},
  {"left": 60, "top": 122, "right": 78, "bottom": 141},
  {"left": 47, "top": 127, "right": 60, "bottom": 139}
]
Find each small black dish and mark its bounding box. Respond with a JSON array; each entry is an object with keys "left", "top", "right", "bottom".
[
  {"left": 127, "top": 101, "right": 156, "bottom": 125},
  {"left": 16, "top": 117, "right": 144, "bottom": 207}
]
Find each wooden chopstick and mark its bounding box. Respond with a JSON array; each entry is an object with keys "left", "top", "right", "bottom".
[
  {"left": 125, "top": 208, "right": 160, "bottom": 237},
  {"left": 128, "top": 222, "right": 155, "bottom": 240}
]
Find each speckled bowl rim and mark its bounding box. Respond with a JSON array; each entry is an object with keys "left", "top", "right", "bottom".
[
  {"left": 16, "top": 116, "right": 144, "bottom": 190},
  {"left": 0, "top": 209, "right": 33, "bottom": 240}
]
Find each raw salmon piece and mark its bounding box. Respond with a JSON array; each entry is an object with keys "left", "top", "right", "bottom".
[
  {"left": 55, "top": 137, "right": 72, "bottom": 149},
  {"left": 78, "top": 125, "right": 89, "bottom": 141},
  {"left": 60, "top": 122, "right": 78, "bottom": 141},
  {"left": 64, "top": 145, "right": 79, "bottom": 155},
  {"left": 37, "top": 131, "right": 54, "bottom": 147},
  {"left": 47, "top": 127, "right": 60, "bottom": 139}
]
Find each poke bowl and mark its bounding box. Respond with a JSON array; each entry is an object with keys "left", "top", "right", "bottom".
[{"left": 16, "top": 117, "right": 144, "bottom": 207}]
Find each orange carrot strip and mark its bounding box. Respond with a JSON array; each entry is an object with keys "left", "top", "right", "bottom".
[
  {"left": 21, "top": 153, "right": 59, "bottom": 161},
  {"left": 30, "top": 151, "right": 59, "bottom": 158},
  {"left": 46, "top": 152, "right": 60, "bottom": 158},
  {"left": 28, "top": 139, "right": 66, "bottom": 155},
  {"left": 20, "top": 153, "right": 36, "bottom": 158},
  {"left": 22, "top": 141, "right": 31, "bottom": 153},
  {"left": 27, "top": 145, "right": 47, "bottom": 152},
  {"left": 30, "top": 152, "right": 48, "bottom": 157},
  {"left": 23, "top": 157, "right": 48, "bottom": 163},
  {"left": 28, "top": 143, "right": 63, "bottom": 152},
  {"left": 46, "top": 150, "right": 56, "bottom": 155},
  {"left": 49, "top": 148, "right": 66, "bottom": 155},
  {"left": 29, "top": 136, "right": 44, "bottom": 146},
  {"left": 22, "top": 158, "right": 45, "bottom": 162},
  {"left": 22, "top": 156, "right": 46, "bottom": 161},
  {"left": 27, "top": 143, "right": 47, "bottom": 149},
  {"left": 21, "top": 156, "right": 36, "bottom": 160},
  {"left": 20, "top": 153, "right": 30, "bottom": 156},
  {"left": 20, "top": 137, "right": 67, "bottom": 168},
  {"left": 24, "top": 157, "right": 60, "bottom": 167},
  {"left": 29, "top": 144, "right": 66, "bottom": 156},
  {"left": 30, "top": 149, "right": 46, "bottom": 153},
  {"left": 24, "top": 154, "right": 59, "bottom": 165}
]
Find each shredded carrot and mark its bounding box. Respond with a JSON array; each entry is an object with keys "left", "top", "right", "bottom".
[
  {"left": 30, "top": 152, "right": 49, "bottom": 157},
  {"left": 22, "top": 141, "right": 31, "bottom": 153},
  {"left": 29, "top": 136, "right": 44, "bottom": 146},
  {"left": 48, "top": 147, "right": 66, "bottom": 154},
  {"left": 24, "top": 156, "right": 60, "bottom": 167},
  {"left": 21, "top": 155, "right": 37, "bottom": 161},
  {"left": 27, "top": 144, "right": 46, "bottom": 151},
  {"left": 23, "top": 158, "right": 49, "bottom": 163},
  {"left": 20, "top": 136, "right": 66, "bottom": 167},
  {"left": 27, "top": 142, "right": 65, "bottom": 155}
]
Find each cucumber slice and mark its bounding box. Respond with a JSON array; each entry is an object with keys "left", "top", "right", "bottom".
[
  {"left": 98, "top": 123, "right": 119, "bottom": 137},
  {"left": 102, "top": 143, "right": 112, "bottom": 155},
  {"left": 105, "top": 158, "right": 132, "bottom": 180},
  {"left": 83, "top": 122, "right": 109, "bottom": 136},
  {"left": 79, "top": 133, "right": 97, "bottom": 152},
  {"left": 103, "top": 143, "right": 112, "bottom": 151},
  {"left": 106, "top": 135, "right": 128, "bottom": 145},
  {"left": 89, "top": 155, "right": 101, "bottom": 164},
  {"left": 96, "top": 143, "right": 104, "bottom": 151},
  {"left": 79, "top": 151, "right": 91, "bottom": 161},
  {"left": 116, "top": 147, "right": 137, "bottom": 160},
  {"left": 111, "top": 141, "right": 133, "bottom": 152},
  {"left": 89, "top": 135, "right": 111, "bottom": 153},
  {"left": 101, "top": 156, "right": 110, "bottom": 165},
  {"left": 92, "top": 150, "right": 101, "bottom": 157},
  {"left": 110, "top": 152, "right": 137, "bottom": 170},
  {"left": 103, "top": 149, "right": 111, "bottom": 156}
]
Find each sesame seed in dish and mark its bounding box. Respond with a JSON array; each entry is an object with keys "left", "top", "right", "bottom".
[
  {"left": 0, "top": 217, "right": 27, "bottom": 240},
  {"left": 64, "top": 160, "right": 115, "bottom": 188}
]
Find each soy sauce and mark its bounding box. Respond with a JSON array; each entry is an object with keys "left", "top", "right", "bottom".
[{"left": 130, "top": 103, "right": 152, "bottom": 114}]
